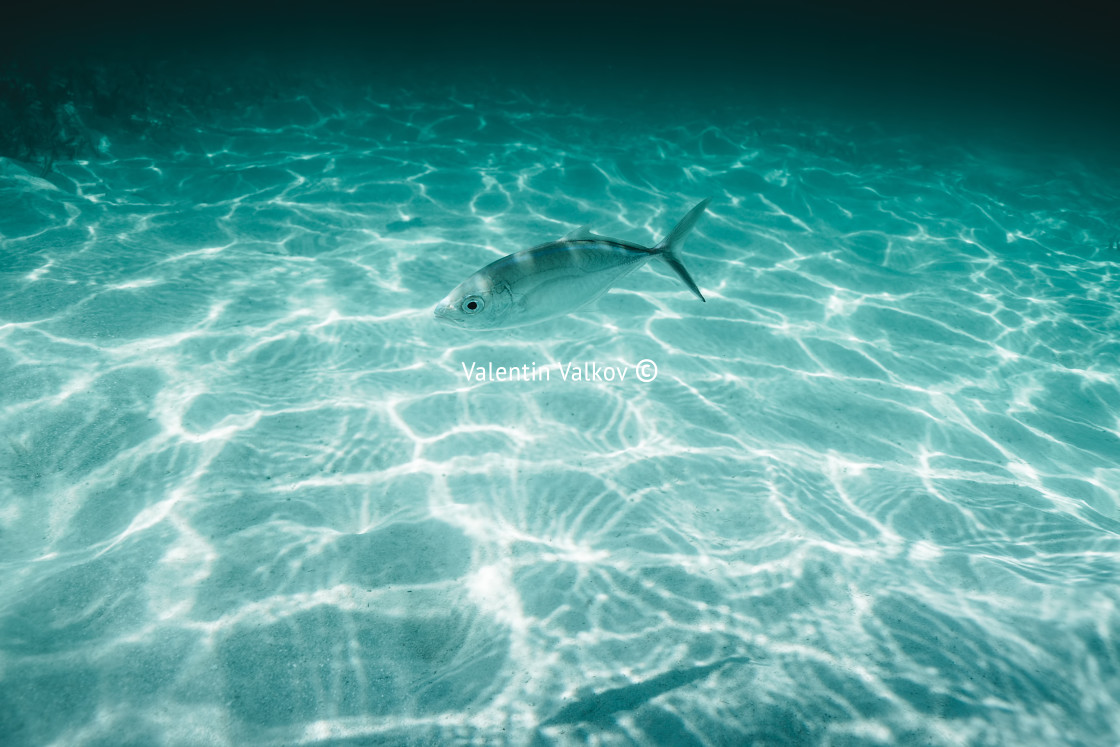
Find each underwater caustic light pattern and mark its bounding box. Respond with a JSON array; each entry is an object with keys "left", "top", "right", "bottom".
[{"left": 1, "top": 84, "right": 1119, "bottom": 746}]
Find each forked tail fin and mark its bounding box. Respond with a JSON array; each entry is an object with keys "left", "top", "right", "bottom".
[{"left": 653, "top": 197, "right": 711, "bottom": 302}]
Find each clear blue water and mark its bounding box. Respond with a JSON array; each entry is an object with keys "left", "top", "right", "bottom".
[{"left": 2, "top": 30, "right": 1120, "bottom": 746}]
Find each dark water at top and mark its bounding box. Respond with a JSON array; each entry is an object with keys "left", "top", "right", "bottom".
[{"left": 2, "top": 1, "right": 1119, "bottom": 745}]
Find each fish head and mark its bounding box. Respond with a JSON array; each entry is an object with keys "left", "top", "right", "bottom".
[{"left": 433, "top": 273, "right": 515, "bottom": 330}]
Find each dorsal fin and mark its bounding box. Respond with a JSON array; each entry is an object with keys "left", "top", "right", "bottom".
[
  {"left": 564, "top": 223, "right": 609, "bottom": 240},
  {"left": 563, "top": 225, "right": 598, "bottom": 240}
]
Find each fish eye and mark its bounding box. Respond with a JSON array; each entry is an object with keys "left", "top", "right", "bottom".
[{"left": 462, "top": 295, "right": 485, "bottom": 314}]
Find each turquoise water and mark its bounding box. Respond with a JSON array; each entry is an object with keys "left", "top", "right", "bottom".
[{"left": 3, "top": 43, "right": 1120, "bottom": 746}]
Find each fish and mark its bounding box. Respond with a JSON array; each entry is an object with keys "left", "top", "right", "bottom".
[
  {"left": 539, "top": 655, "right": 752, "bottom": 727},
  {"left": 433, "top": 198, "right": 711, "bottom": 330}
]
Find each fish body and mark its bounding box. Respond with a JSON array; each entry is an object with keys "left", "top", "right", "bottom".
[{"left": 434, "top": 198, "right": 711, "bottom": 330}]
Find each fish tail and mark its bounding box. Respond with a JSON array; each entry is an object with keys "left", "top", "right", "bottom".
[{"left": 653, "top": 198, "right": 711, "bottom": 302}]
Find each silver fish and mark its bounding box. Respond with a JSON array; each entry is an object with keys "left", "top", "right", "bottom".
[{"left": 434, "top": 198, "right": 711, "bottom": 330}]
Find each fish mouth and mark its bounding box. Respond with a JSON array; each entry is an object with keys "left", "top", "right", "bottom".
[{"left": 433, "top": 303, "right": 461, "bottom": 326}]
